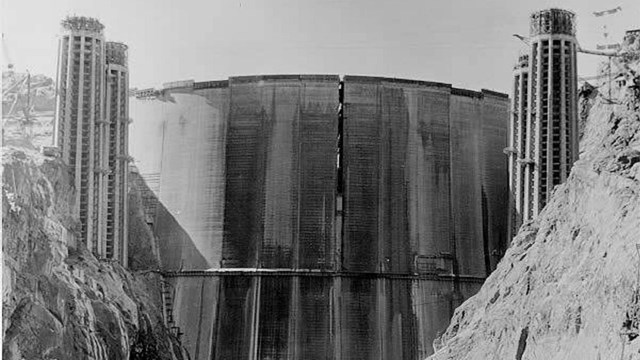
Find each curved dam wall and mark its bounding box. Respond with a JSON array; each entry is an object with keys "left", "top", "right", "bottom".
[
  {"left": 129, "top": 75, "right": 509, "bottom": 359},
  {"left": 130, "top": 83, "right": 228, "bottom": 269}
]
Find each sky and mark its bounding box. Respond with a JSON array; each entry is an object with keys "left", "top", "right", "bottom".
[{"left": 2, "top": 0, "right": 639, "bottom": 93}]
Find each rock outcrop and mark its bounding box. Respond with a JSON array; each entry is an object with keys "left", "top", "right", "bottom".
[
  {"left": 2, "top": 146, "right": 184, "bottom": 358},
  {"left": 428, "top": 38, "right": 640, "bottom": 359}
]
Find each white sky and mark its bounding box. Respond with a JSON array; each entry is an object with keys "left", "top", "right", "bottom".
[{"left": 2, "top": 0, "right": 639, "bottom": 93}]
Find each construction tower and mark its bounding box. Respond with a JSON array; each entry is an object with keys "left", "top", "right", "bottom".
[
  {"left": 507, "top": 8, "right": 579, "bottom": 239},
  {"left": 53, "top": 16, "right": 130, "bottom": 265},
  {"left": 54, "top": 16, "right": 106, "bottom": 252}
]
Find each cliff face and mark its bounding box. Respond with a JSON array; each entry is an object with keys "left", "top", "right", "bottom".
[
  {"left": 428, "top": 41, "right": 640, "bottom": 359},
  {"left": 1, "top": 146, "right": 184, "bottom": 359}
]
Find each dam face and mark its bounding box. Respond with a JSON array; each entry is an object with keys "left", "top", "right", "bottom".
[
  {"left": 129, "top": 75, "right": 509, "bottom": 359},
  {"left": 222, "top": 75, "right": 338, "bottom": 269}
]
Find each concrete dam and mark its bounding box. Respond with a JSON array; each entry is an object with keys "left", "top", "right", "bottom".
[{"left": 129, "top": 75, "right": 509, "bottom": 359}]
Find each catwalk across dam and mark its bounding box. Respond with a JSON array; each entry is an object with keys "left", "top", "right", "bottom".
[{"left": 129, "top": 75, "right": 509, "bottom": 359}]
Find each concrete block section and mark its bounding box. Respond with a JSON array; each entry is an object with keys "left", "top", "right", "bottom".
[
  {"left": 222, "top": 76, "right": 339, "bottom": 269},
  {"left": 449, "top": 93, "right": 485, "bottom": 277},
  {"left": 404, "top": 85, "right": 453, "bottom": 263},
  {"left": 342, "top": 77, "right": 454, "bottom": 275},
  {"left": 342, "top": 79, "right": 382, "bottom": 272},
  {"left": 449, "top": 90, "right": 509, "bottom": 277},
  {"left": 481, "top": 91, "right": 510, "bottom": 271},
  {"left": 170, "top": 277, "right": 220, "bottom": 358}
]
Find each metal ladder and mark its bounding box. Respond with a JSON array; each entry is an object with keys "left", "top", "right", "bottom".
[{"left": 160, "top": 279, "right": 183, "bottom": 340}]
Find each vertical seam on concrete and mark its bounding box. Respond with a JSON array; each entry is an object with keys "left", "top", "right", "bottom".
[
  {"left": 335, "top": 79, "right": 345, "bottom": 358},
  {"left": 447, "top": 89, "right": 460, "bottom": 314},
  {"left": 338, "top": 80, "right": 345, "bottom": 271},
  {"left": 294, "top": 81, "right": 302, "bottom": 269}
]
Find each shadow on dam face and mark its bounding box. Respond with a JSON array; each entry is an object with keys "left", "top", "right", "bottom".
[{"left": 129, "top": 74, "right": 509, "bottom": 359}]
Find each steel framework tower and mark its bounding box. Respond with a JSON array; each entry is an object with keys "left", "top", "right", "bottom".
[{"left": 507, "top": 8, "right": 579, "bottom": 239}]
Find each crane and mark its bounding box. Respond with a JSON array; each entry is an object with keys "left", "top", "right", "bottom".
[
  {"left": 512, "top": 34, "right": 530, "bottom": 45},
  {"left": 577, "top": 46, "right": 622, "bottom": 57}
]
